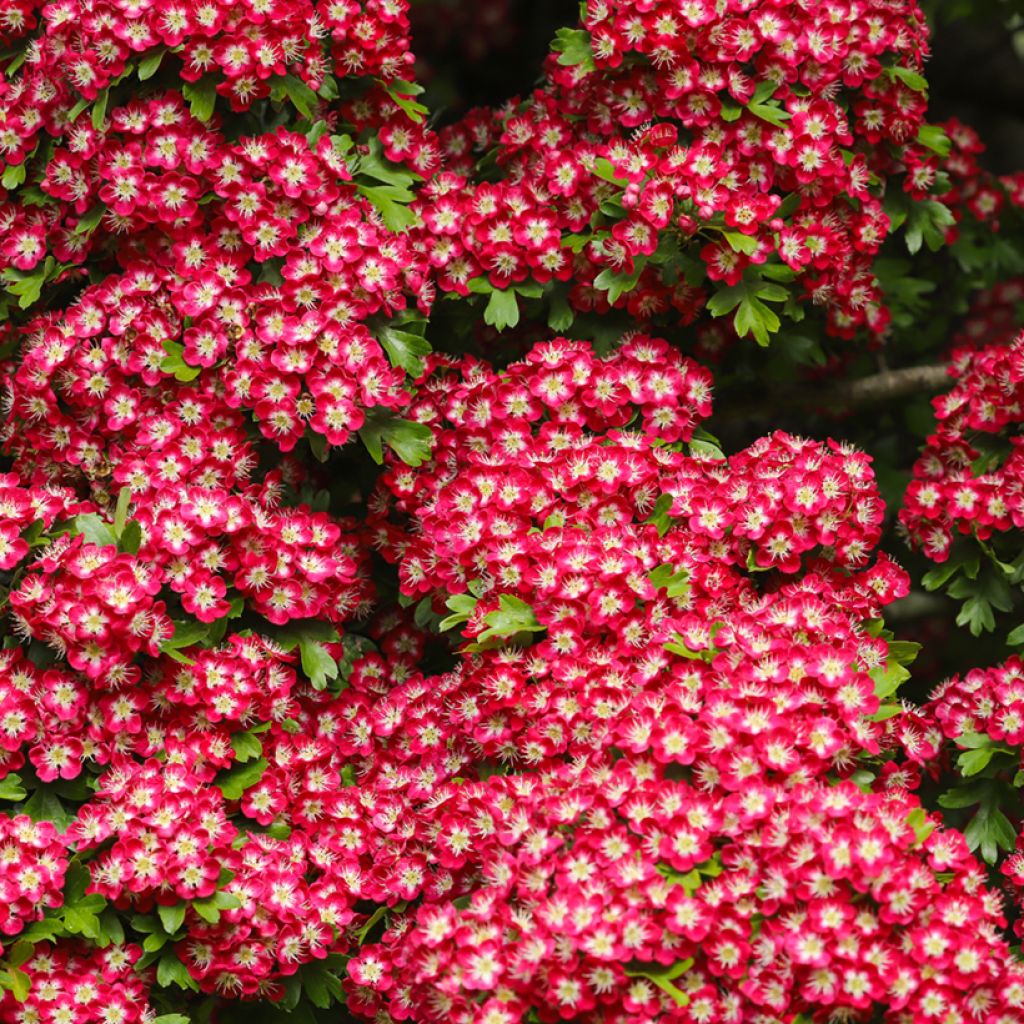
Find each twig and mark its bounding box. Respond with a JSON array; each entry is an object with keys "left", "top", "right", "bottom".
[{"left": 716, "top": 364, "right": 951, "bottom": 423}]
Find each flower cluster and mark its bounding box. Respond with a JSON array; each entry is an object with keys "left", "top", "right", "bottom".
[
  {"left": 0, "top": 941, "right": 152, "bottom": 1023},
  {"left": 901, "top": 331, "right": 1024, "bottom": 561},
  {"left": 426, "top": 0, "right": 931, "bottom": 339},
  {"left": 0, "top": 0, "right": 1022, "bottom": 1020},
  {"left": 0, "top": 816, "right": 68, "bottom": 951}
]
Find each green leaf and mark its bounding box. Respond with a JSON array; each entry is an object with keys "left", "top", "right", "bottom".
[
  {"left": 4, "top": 967, "right": 30, "bottom": 1001},
  {"left": 379, "top": 327, "right": 431, "bottom": 378},
  {"left": 62, "top": 894, "right": 106, "bottom": 939},
  {"left": 734, "top": 295, "right": 780, "bottom": 346},
  {"left": 869, "top": 659, "right": 910, "bottom": 700},
  {"left": 592, "top": 158, "right": 628, "bottom": 186},
  {"left": 230, "top": 730, "right": 264, "bottom": 763},
  {"left": 23, "top": 787, "right": 71, "bottom": 830},
  {"left": 747, "top": 101, "right": 790, "bottom": 128},
  {"left": 645, "top": 493, "right": 674, "bottom": 537},
  {"left": 958, "top": 747, "right": 995, "bottom": 776},
  {"left": 439, "top": 594, "right": 477, "bottom": 632},
  {"left": 118, "top": 520, "right": 142, "bottom": 555},
  {"left": 385, "top": 79, "right": 429, "bottom": 123},
  {"left": 153, "top": 1017, "right": 192, "bottom": 1024},
  {"left": 215, "top": 757, "right": 268, "bottom": 800},
  {"left": 904, "top": 200, "right": 955, "bottom": 255},
  {"left": 358, "top": 411, "right": 433, "bottom": 467},
  {"left": 91, "top": 89, "right": 109, "bottom": 130},
  {"left": 906, "top": 807, "right": 936, "bottom": 845},
  {"left": 1007, "top": 623, "right": 1024, "bottom": 647},
  {"left": 74, "top": 513, "right": 117, "bottom": 548},
  {"left": 160, "top": 620, "right": 209, "bottom": 653},
  {"left": 664, "top": 636, "right": 705, "bottom": 661},
  {"left": 2, "top": 162, "right": 26, "bottom": 190},
  {"left": 483, "top": 288, "right": 520, "bottom": 331},
  {"left": 721, "top": 231, "right": 759, "bottom": 255},
  {"left": 71, "top": 205, "right": 105, "bottom": 238},
  {"left": 916, "top": 124, "right": 951, "bottom": 157},
  {"left": 648, "top": 565, "right": 690, "bottom": 599},
  {"left": 357, "top": 184, "right": 418, "bottom": 232},
  {"left": 299, "top": 637, "right": 338, "bottom": 690},
  {"left": 280, "top": 74, "right": 318, "bottom": 119},
  {"left": 956, "top": 595, "right": 996, "bottom": 636},
  {"left": 159, "top": 340, "right": 201, "bottom": 383},
  {"left": 4, "top": 265, "right": 48, "bottom": 309},
  {"left": 888, "top": 65, "right": 928, "bottom": 92},
  {"left": 182, "top": 78, "right": 216, "bottom": 122},
  {"left": 547, "top": 291, "right": 575, "bottom": 332},
  {"left": 158, "top": 902, "right": 186, "bottom": 936},
  {"left": 302, "top": 961, "right": 344, "bottom": 1008},
  {"left": 623, "top": 959, "right": 693, "bottom": 1006},
  {"left": 353, "top": 138, "right": 418, "bottom": 189},
  {"left": 887, "top": 641, "right": 921, "bottom": 666},
  {"left": 964, "top": 801, "right": 1016, "bottom": 864},
  {"left": 113, "top": 486, "right": 131, "bottom": 537},
  {"left": 157, "top": 951, "right": 197, "bottom": 990},
  {"left": 477, "top": 595, "right": 544, "bottom": 644},
  {"left": 593, "top": 265, "right": 643, "bottom": 305},
  {"left": 137, "top": 50, "right": 165, "bottom": 81},
  {"left": 938, "top": 783, "right": 987, "bottom": 809},
  {"left": 552, "top": 28, "right": 595, "bottom": 71},
  {"left": 0, "top": 773, "right": 27, "bottom": 802}
]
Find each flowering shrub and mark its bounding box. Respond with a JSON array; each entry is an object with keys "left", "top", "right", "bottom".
[{"left": 0, "top": 0, "right": 1023, "bottom": 1021}]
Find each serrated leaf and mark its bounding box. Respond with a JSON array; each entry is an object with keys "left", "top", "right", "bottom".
[
  {"left": 215, "top": 757, "right": 268, "bottom": 800},
  {"left": 483, "top": 288, "right": 520, "bottom": 331},
  {"left": 552, "top": 28, "right": 595, "bottom": 71},
  {"left": 359, "top": 411, "right": 433, "bottom": 467},
  {"left": 888, "top": 65, "right": 928, "bottom": 92},
  {"left": 916, "top": 124, "right": 951, "bottom": 157},
  {"left": 0, "top": 773, "right": 27, "bottom": 802},
  {"left": 385, "top": 79, "right": 429, "bottom": 123},
  {"left": 91, "top": 89, "right": 109, "bottom": 130},
  {"left": 299, "top": 637, "right": 338, "bottom": 690},
  {"left": 593, "top": 265, "right": 643, "bottom": 305},
  {"left": 74, "top": 513, "right": 117, "bottom": 548},
  {"left": 230, "top": 730, "right": 263, "bottom": 763},
  {"left": 137, "top": 50, "right": 164, "bottom": 81},
  {"left": 158, "top": 902, "right": 186, "bottom": 935},
  {"left": 477, "top": 594, "right": 544, "bottom": 643},
  {"left": 379, "top": 326, "right": 431, "bottom": 378},
  {"left": 734, "top": 295, "right": 780, "bottom": 346},
  {"left": 958, "top": 747, "right": 995, "bottom": 776},
  {"left": 160, "top": 620, "right": 209, "bottom": 653},
  {"left": 938, "top": 783, "right": 987, "bottom": 809},
  {"left": 357, "top": 184, "right": 418, "bottom": 231},
  {"left": 183, "top": 77, "right": 216, "bottom": 122},
  {"left": 157, "top": 951, "right": 197, "bottom": 990},
  {"left": 302, "top": 961, "right": 344, "bottom": 1008},
  {"left": 280, "top": 74, "right": 318, "bottom": 118},
  {"left": 23, "top": 787, "right": 71, "bottom": 830},
  {"left": 159, "top": 339, "right": 202, "bottom": 383},
  {"left": 439, "top": 594, "right": 477, "bottom": 632},
  {"left": 2, "top": 162, "right": 26, "bottom": 190}
]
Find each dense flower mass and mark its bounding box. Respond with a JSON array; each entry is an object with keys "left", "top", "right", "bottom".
[
  {"left": 0, "top": 0, "right": 1022, "bottom": 1020},
  {"left": 901, "top": 331, "right": 1024, "bottom": 562}
]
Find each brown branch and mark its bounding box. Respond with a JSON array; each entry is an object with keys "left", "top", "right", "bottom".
[{"left": 716, "top": 363, "right": 951, "bottom": 423}]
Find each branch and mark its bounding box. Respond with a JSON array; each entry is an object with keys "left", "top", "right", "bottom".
[
  {"left": 717, "top": 364, "right": 951, "bottom": 423},
  {"left": 831, "top": 363, "right": 951, "bottom": 406}
]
